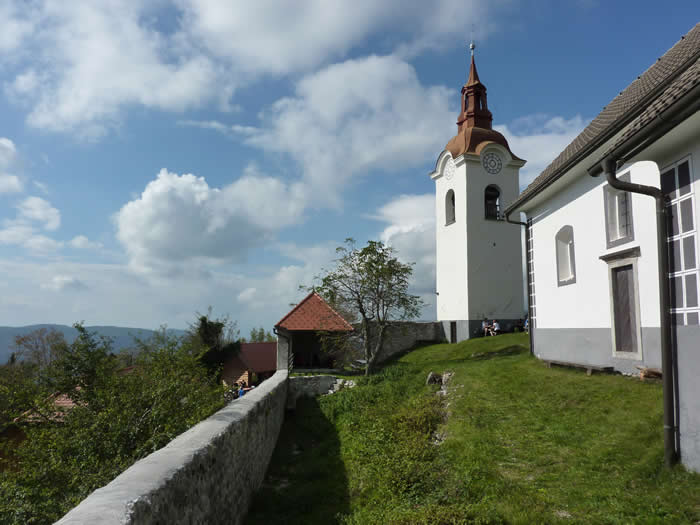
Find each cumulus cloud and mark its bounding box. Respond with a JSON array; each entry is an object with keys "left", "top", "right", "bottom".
[
  {"left": 2, "top": 1, "right": 508, "bottom": 136},
  {"left": 237, "top": 287, "right": 256, "bottom": 303},
  {"left": 177, "top": 0, "right": 501, "bottom": 74},
  {"left": 0, "top": 195, "right": 63, "bottom": 253},
  {"left": 69, "top": 235, "right": 103, "bottom": 250},
  {"left": 222, "top": 55, "right": 455, "bottom": 205},
  {"left": 114, "top": 166, "right": 305, "bottom": 272},
  {"left": 0, "top": 2, "right": 35, "bottom": 53},
  {"left": 4, "top": 1, "right": 230, "bottom": 138},
  {"left": 41, "top": 275, "right": 88, "bottom": 292},
  {"left": 496, "top": 114, "right": 588, "bottom": 189},
  {"left": 0, "top": 138, "right": 23, "bottom": 194},
  {"left": 374, "top": 194, "right": 436, "bottom": 318},
  {"left": 17, "top": 196, "right": 60, "bottom": 230}
]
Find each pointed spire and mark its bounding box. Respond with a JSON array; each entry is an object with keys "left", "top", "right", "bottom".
[
  {"left": 456, "top": 43, "right": 492, "bottom": 131},
  {"left": 444, "top": 41, "right": 523, "bottom": 162}
]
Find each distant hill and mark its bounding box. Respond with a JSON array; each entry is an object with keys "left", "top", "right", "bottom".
[{"left": 0, "top": 324, "right": 187, "bottom": 364}]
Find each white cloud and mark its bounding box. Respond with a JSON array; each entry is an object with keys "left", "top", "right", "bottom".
[
  {"left": 41, "top": 275, "right": 88, "bottom": 292},
  {"left": 32, "top": 180, "right": 49, "bottom": 194},
  {"left": 69, "top": 235, "right": 103, "bottom": 250},
  {"left": 2, "top": 1, "right": 509, "bottom": 136},
  {"left": 24, "top": 235, "right": 64, "bottom": 254},
  {"left": 228, "top": 55, "right": 455, "bottom": 206},
  {"left": 0, "top": 138, "right": 23, "bottom": 194},
  {"left": 0, "top": 195, "right": 63, "bottom": 254},
  {"left": 237, "top": 287, "right": 256, "bottom": 302},
  {"left": 114, "top": 166, "right": 305, "bottom": 272},
  {"left": 496, "top": 114, "right": 588, "bottom": 189},
  {"left": 17, "top": 196, "right": 60, "bottom": 231},
  {"left": 5, "top": 1, "right": 230, "bottom": 138},
  {"left": 0, "top": 2, "right": 35, "bottom": 53},
  {"left": 374, "top": 194, "right": 436, "bottom": 317}
]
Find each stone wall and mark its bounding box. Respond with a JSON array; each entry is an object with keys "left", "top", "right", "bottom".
[
  {"left": 55, "top": 370, "right": 289, "bottom": 525},
  {"left": 371, "top": 321, "right": 445, "bottom": 363},
  {"left": 287, "top": 375, "right": 338, "bottom": 409}
]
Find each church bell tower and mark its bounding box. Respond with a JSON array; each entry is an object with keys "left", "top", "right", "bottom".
[{"left": 429, "top": 43, "right": 526, "bottom": 342}]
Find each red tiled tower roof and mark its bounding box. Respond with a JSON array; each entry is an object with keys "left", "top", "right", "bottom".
[
  {"left": 275, "top": 292, "right": 353, "bottom": 332},
  {"left": 445, "top": 47, "right": 522, "bottom": 161}
]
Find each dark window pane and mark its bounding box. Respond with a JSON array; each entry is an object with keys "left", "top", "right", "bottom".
[
  {"left": 671, "top": 276, "right": 684, "bottom": 308},
  {"left": 685, "top": 274, "right": 698, "bottom": 308},
  {"left": 678, "top": 161, "right": 691, "bottom": 196},
  {"left": 688, "top": 312, "right": 699, "bottom": 325},
  {"left": 681, "top": 198, "right": 694, "bottom": 233},
  {"left": 672, "top": 313, "right": 684, "bottom": 326},
  {"left": 671, "top": 203, "right": 680, "bottom": 236},
  {"left": 661, "top": 169, "right": 676, "bottom": 197},
  {"left": 683, "top": 237, "right": 696, "bottom": 270},
  {"left": 671, "top": 239, "right": 682, "bottom": 271}
]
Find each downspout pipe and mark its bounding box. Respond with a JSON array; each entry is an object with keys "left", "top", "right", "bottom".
[
  {"left": 587, "top": 81, "right": 700, "bottom": 467},
  {"left": 504, "top": 210, "right": 535, "bottom": 356},
  {"left": 597, "top": 157, "right": 677, "bottom": 467}
]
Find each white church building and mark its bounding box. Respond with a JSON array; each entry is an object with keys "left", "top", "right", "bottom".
[{"left": 432, "top": 24, "right": 700, "bottom": 473}]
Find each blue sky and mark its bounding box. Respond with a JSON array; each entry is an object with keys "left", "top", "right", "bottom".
[{"left": 0, "top": 1, "right": 697, "bottom": 333}]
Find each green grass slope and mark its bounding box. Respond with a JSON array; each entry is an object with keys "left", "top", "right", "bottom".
[{"left": 247, "top": 333, "right": 700, "bottom": 524}]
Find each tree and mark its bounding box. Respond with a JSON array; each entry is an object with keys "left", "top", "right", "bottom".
[
  {"left": 242, "top": 327, "right": 276, "bottom": 343},
  {"left": 0, "top": 324, "right": 225, "bottom": 525},
  {"left": 315, "top": 239, "right": 422, "bottom": 375},
  {"left": 184, "top": 310, "right": 240, "bottom": 378}
]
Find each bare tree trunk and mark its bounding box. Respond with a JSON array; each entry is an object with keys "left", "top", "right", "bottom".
[
  {"left": 367, "top": 323, "right": 385, "bottom": 375},
  {"left": 362, "top": 317, "right": 372, "bottom": 376}
]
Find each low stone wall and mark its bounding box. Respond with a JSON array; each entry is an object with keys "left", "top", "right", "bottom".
[
  {"left": 287, "top": 375, "right": 338, "bottom": 409},
  {"left": 372, "top": 321, "right": 445, "bottom": 363},
  {"left": 55, "top": 370, "right": 289, "bottom": 525}
]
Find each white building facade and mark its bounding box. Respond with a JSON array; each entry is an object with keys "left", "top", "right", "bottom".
[
  {"left": 430, "top": 53, "right": 526, "bottom": 342},
  {"left": 507, "top": 23, "right": 700, "bottom": 473}
]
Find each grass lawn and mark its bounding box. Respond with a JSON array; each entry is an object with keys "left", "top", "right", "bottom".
[{"left": 246, "top": 333, "right": 700, "bottom": 524}]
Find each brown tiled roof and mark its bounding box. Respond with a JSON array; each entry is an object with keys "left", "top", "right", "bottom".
[
  {"left": 239, "top": 342, "right": 277, "bottom": 372},
  {"left": 275, "top": 292, "right": 354, "bottom": 332},
  {"left": 605, "top": 58, "right": 700, "bottom": 154},
  {"left": 14, "top": 392, "right": 77, "bottom": 424},
  {"left": 508, "top": 23, "right": 700, "bottom": 211}
]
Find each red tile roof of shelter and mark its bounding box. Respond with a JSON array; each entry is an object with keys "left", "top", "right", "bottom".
[
  {"left": 239, "top": 342, "right": 277, "bottom": 373},
  {"left": 275, "top": 292, "right": 354, "bottom": 332}
]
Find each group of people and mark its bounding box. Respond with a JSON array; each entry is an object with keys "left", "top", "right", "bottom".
[
  {"left": 481, "top": 318, "right": 501, "bottom": 337},
  {"left": 232, "top": 381, "right": 254, "bottom": 399}
]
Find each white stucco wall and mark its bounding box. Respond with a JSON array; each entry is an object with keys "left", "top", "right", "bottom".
[
  {"left": 464, "top": 146, "right": 524, "bottom": 321},
  {"left": 433, "top": 153, "right": 469, "bottom": 321},
  {"left": 529, "top": 161, "right": 661, "bottom": 332},
  {"left": 432, "top": 146, "right": 525, "bottom": 326}
]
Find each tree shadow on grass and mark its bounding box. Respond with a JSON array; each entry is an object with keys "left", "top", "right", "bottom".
[
  {"left": 468, "top": 345, "right": 528, "bottom": 361},
  {"left": 245, "top": 397, "right": 349, "bottom": 525}
]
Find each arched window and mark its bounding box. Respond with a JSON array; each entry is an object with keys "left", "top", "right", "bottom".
[
  {"left": 555, "top": 225, "right": 576, "bottom": 286},
  {"left": 485, "top": 185, "right": 500, "bottom": 220},
  {"left": 445, "top": 190, "right": 455, "bottom": 225}
]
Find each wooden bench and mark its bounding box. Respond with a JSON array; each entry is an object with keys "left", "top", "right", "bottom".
[{"left": 543, "top": 359, "right": 614, "bottom": 376}]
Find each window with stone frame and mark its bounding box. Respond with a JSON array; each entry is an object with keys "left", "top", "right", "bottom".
[
  {"left": 604, "top": 173, "right": 634, "bottom": 248},
  {"left": 555, "top": 225, "right": 576, "bottom": 286}
]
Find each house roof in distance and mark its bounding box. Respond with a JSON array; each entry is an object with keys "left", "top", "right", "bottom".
[
  {"left": 508, "top": 22, "right": 700, "bottom": 211},
  {"left": 275, "top": 292, "right": 354, "bottom": 332},
  {"left": 239, "top": 342, "right": 277, "bottom": 373}
]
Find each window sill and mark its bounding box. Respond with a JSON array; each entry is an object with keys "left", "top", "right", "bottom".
[
  {"left": 557, "top": 277, "right": 576, "bottom": 287},
  {"left": 612, "top": 350, "right": 643, "bottom": 360}
]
